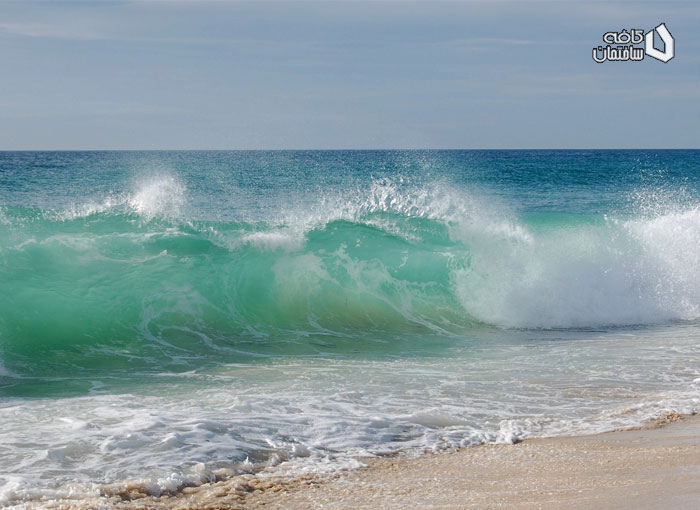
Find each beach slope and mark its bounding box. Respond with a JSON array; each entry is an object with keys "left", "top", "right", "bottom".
[
  {"left": 94, "top": 415, "right": 700, "bottom": 510},
  {"left": 243, "top": 416, "right": 700, "bottom": 510}
]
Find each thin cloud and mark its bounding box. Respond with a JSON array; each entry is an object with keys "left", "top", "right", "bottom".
[{"left": 0, "top": 22, "right": 105, "bottom": 40}]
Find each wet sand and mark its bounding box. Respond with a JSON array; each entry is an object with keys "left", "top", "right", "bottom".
[{"left": 67, "top": 414, "right": 700, "bottom": 510}]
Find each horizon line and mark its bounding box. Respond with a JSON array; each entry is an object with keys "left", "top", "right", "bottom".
[{"left": 1, "top": 148, "right": 699, "bottom": 152}]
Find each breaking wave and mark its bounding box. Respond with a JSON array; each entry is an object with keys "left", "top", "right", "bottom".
[{"left": 1, "top": 176, "right": 699, "bottom": 375}]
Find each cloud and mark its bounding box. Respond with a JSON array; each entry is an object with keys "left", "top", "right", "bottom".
[{"left": 0, "top": 22, "right": 105, "bottom": 41}]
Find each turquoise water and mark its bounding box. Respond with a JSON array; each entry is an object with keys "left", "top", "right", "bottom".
[{"left": 1, "top": 150, "right": 699, "bottom": 505}]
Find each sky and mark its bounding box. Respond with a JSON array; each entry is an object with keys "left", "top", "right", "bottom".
[{"left": 0, "top": 1, "right": 698, "bottom": 150}]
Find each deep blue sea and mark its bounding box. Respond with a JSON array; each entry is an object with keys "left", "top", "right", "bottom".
[{"left": 1, "top": 150, "right": 699, "bottom": 506}]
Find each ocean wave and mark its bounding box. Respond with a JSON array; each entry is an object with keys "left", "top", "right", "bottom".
[{"left": 1, "top": 178, "right": 699, "bottom": 375}]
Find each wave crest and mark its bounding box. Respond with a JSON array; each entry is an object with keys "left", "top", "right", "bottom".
[{"left": 1, "top": 179, "right": 700, "bottom": 376}]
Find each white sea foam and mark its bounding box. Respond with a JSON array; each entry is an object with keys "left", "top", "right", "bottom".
[
  {"left": 2, "top": 325, "right": 699, "bottom": 508},
  {"left": 452, "top": 206, "right": 700, "bottom": 329}
]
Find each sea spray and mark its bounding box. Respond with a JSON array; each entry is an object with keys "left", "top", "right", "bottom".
[{"left": 2, "top": 173, "right": 700, "bottom": 378}]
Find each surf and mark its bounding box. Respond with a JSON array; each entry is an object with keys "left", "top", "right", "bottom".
[{"left": 1, "top": 175, "right": 699, "bottom": 381}]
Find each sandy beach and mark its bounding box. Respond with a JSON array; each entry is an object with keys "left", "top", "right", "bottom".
[{"left": 63, "top": 413, "right": 699, "bottom": 510}]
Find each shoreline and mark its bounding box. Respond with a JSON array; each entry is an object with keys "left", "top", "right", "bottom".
[{"left": 52, "top": 412, "right": 700, "bottom": 510}]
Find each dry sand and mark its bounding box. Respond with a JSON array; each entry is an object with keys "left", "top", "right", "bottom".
[{"left": 68, "top": 414, "right": 700, "bottom": 510}]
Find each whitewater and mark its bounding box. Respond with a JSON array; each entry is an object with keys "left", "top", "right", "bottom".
[{"left": 1, "top": 150, "right": 699, "bottom": 507}]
